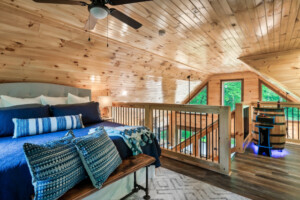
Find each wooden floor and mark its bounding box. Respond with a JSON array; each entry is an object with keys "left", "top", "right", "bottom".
[{"left": 161, "top": 142, "right": 300, "bottom": 200}]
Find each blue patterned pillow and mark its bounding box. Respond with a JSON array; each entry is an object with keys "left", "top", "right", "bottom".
[
  {"left": 23, "top": 132, "right": 86, "bottom": 200},
  {"left": 13, "top": 114, "right": 84, "bottom": 138},
  {"left": 72, "top": 127, "right": 122, "bottom": 189}
]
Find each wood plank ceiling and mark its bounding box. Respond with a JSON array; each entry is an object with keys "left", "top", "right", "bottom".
[
  {"left": 241, "top": 49, "right": 300, "bottom": 98},
  {"left": 0, "top": 0, "right": 300, "bottom": 102}
]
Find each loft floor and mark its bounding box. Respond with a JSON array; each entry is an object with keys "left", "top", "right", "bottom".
[{"left": 161, "top": 142, "right": 300, "bottom": 200}]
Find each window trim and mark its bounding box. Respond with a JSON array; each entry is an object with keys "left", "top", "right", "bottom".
[
  {"left": 186, "top": 83, "right": 208, "bottom": 105},
  {"left": 220, "top": 79, "right": 244, "bottom": 106},
  {"left": 259, "top": 79, "right": 288, "bottom": 102}
]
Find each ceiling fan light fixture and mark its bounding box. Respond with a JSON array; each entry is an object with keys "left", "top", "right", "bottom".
[{"left": 90, "top": 6, "right": 108, "bottom": 19}]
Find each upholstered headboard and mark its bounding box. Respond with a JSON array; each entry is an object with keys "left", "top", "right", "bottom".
[{"left": 0, "top": 83, "right": 91, "bottom": 99}]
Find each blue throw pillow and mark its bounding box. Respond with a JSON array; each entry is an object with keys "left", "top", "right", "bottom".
[
  {"left": 0, "top": 104, "right": 50, "bottom": 137},
  {"left": 50, "top": 102, "right": 101, "bottom": 125},
  {"left": 13, "top": 114, "right": 84, "bottom": 138},
  {"left": 72, "top": 127, "right": 122, "bottom": 188},
  {"left": 23, "top": 132, "right": 86, "bottom": 200}
]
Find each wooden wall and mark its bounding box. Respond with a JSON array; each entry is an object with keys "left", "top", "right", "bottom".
[
  {"left": 208, "top": 72, "right": 260, "bottom": 105},
  {"left": 186, "top": 71, "right": 299, "bottom": 106}
]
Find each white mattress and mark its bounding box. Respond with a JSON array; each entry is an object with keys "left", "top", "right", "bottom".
[{"left": 83, "top": 165, "right": 156, "bottom": 200}]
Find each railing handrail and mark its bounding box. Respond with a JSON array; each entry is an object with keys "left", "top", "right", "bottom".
[
  {"left": 113, "top": 102, "right": 230, "bottom": 114},
  {"left": 249, "top": 101, "right": 300, "bottom": 108}
]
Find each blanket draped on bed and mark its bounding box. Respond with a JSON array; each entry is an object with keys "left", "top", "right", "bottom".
[{"left": 89, "top": 126, "right": 156, "bottom": 156}]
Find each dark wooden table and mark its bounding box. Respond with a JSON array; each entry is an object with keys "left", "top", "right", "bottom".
[{"left": 60, "top": 154, "right": 156, "bottom": 200}]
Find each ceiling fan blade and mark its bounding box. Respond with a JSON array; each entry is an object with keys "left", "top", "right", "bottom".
[
  {"left": 110, "top": 8, "right": 142, "bottom": 29},
  {"left": 84, "top": 14, "right": 98, "bottom": 30},
  {"left": 33, "top": 0, "right": 84, "bottom": 5},
  {"left": 108, "top": 0, "right": 152, "bottom": 5}
]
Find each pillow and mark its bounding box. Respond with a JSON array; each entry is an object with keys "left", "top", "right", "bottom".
[
  {"left": 41, "top": 95, "right": 67, "bottom": 105},
  {"left": 0, "top": 104, "right": 51, "bottom": 137},
  {"left": 50, "top": 102, "right": 101, "bottom": 125},
  {"left": 0, "top": 98, "right": 2, "bottom": 107},
  {"left": 23, "top": 132, "right": 86, "bottom": 200},
  {"left": 72, "top": 127, "right": 122, "bottom": 188},
  {"left": 67, "top": 93, "right": 90, "bottom": 104},
  {"left": 0, "top": 95, "right": 41, "bottom": 107},
  {"left": 13, "top": 114, "right": 84, "bottom": 138}
]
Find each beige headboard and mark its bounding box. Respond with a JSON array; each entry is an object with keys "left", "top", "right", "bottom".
[{"left": 0, "top": 82, "right": 91, "bottom": 99}]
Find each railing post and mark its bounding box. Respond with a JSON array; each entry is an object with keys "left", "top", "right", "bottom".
[
  {"left": 235, "top": 103, "right": 244, "bottom": 153},
  {"left": 219, "top": 106, "right": 231, "bottom": 175},
  {"left": 145, "top": 105, "right": 153, "bottom": 131}
]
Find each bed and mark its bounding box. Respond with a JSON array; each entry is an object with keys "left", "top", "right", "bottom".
[{"left": 0, "top": 83, "right": 161, "bottom": 200}]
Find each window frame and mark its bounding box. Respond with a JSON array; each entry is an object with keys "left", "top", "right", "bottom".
[
  {"left": 187, "top": 83, "right": 208, "bottom": 105},
  {"left": 220, "top": 79, "right": 244, "bottom": 106},
  {"left": 259, "top": 79, "right": 288, "bottom": 102}
]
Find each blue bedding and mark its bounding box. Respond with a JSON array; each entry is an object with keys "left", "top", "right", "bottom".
[{"left": 0, "top": 121, "right": 161, "bottom": 200}]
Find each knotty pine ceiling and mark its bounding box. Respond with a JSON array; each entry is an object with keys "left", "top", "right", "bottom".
[{"left": 0, "top": 0, "right": 300, "bottom": 102}]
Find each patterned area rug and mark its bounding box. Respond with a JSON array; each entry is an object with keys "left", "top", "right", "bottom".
[{"left": 128, "top": 167, "right": 249, "bottom": 200}]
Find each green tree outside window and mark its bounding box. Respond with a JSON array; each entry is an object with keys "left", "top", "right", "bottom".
[
  {"left": 261, "top": 84, "right": 298, "bottom": 121},
  {"left": 261, "top": 84, "right": 286, "bottom": 102},
  {"left": 189, "top": 86, "right": 207, "bottom": 105},
  {"left": 222, "top": 81, "right": 242, "bottom": 111}
]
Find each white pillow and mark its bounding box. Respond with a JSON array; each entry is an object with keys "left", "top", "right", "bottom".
[
  {"left": 67, "top": 93, "right": 90, "bottom": 104},
  {"left": 0, "top": 95, "right": 41, "bottom": 107},
  {"left": 41, "top": 95, "right": 67, "bottom": 105},
  {"left": 0, "top": 99, "right": 2, "bottom": 107}
]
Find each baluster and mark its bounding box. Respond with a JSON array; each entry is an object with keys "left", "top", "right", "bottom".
[
  {"left": 211, "top": 114, "right": 214, "bottom": 161},
  {"left": 206, "top": 113, "right": 208, "bottom": 160},
  {"left": 194, "top": 112, "right": 196, "bottom": 157}
]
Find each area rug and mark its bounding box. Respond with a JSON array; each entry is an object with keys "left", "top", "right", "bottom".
[{"left": 128, "top": 167, "right": 249, "bottom": 200}]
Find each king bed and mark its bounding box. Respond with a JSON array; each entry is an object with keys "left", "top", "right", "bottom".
[{"left": 0, "top": 83, "right": 161, "bottom": 200}]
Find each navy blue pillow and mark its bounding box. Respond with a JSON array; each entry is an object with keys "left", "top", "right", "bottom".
[
  {"left": 50, "top": 102, "right": 101, "bottom": 125},
  {"left": 0, "top": 104, "right": 51, "bottom": 137}
]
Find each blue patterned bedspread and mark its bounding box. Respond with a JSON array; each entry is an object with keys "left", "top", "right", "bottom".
[{"left": 0, "top": 121, "right": 161, "bottom": 200}]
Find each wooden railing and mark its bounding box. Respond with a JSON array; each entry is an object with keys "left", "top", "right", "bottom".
[
  {"left": 112, "top": 102, "right": 232, "bottom": 175},
  {"left": 232, "top": 103, "right": 253, "bottom": 153}
]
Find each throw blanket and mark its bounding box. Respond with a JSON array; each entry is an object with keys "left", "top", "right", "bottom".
[{"left": 89, "top": 126, "right": 156, "bottom": 155}]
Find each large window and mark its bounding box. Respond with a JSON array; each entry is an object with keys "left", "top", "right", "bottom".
[
  {"left": 189, "top": 85, "right": 207, "bottom": 105},
  {"left": 261, "top": 83, "right": 286, "bottom": 102},
  {"left": 222, "top": 80, "right": 242, "bottom": 111}
]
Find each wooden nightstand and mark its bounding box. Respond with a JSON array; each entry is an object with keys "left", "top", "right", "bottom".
[{"left": 102, "top": 117, "right": 114, "bottom": 122}]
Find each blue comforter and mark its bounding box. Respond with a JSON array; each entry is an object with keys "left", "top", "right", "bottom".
[{"left": 0, "top": 121, "right": 161, "bottom": 200}]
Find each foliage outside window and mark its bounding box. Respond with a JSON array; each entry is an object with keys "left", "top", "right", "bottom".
[
  {"left": 261, "top": 84, "right": 286, "bottom": 102},
  {"left": 222, "top": 81, "right": 242, "bottom": 111},
  {"left": 261, "top": 84, "right": 298, "bottom": 121},
  {"left": 189, "top": 86, "right": 207, "bottom": 105}
]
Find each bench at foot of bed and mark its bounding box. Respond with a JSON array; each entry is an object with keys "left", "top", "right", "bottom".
[{"left": 59, "top": 154, "right": 156, "bottom": 200}]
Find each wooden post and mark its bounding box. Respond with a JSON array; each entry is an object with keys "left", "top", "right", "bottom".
[
  {"left": 235, "top": 103, "right": 244, "bottom": 153},
  {"left": 219, "top": 106, "right": 231, "bottom": 175},
  {"left": 145, "top": 105, "right": 153, "bottom": 131}
]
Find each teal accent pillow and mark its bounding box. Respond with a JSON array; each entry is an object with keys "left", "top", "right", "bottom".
[
  {"left": 23, "top": 132, "right": 86, "bottom": 200},
  {"left": 72, "top": 127, "right": 122, "bottom": 189}
]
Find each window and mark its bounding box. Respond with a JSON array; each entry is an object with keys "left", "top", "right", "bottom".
[
  {"left": 261, "top": 84, "right": 286, "bottom": 102},
  {"left": 222, "top": 80, "right": 242, "bottom": 111},
  {"left": 189, "top": 85, "right": 207, "bottom": 105}
]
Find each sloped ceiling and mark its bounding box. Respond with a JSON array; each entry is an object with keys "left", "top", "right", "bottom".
[
  {"left": 0, "top": 0, "right": 300, "bottom": 102},
  {"left": 241, "top": 49, "right": 300, "bottom": 99}
]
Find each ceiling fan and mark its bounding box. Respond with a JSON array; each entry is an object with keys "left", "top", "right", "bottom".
[{"left": 33, "top": 0, "right": 152, "bottom": 30}]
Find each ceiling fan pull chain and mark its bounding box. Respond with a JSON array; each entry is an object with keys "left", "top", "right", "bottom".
[
  {"left": 107, "top": 15, "right": 109, "bottom": 47},
  {"left": 88, "top": 14, "right": 91, "bottom": 41}
]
